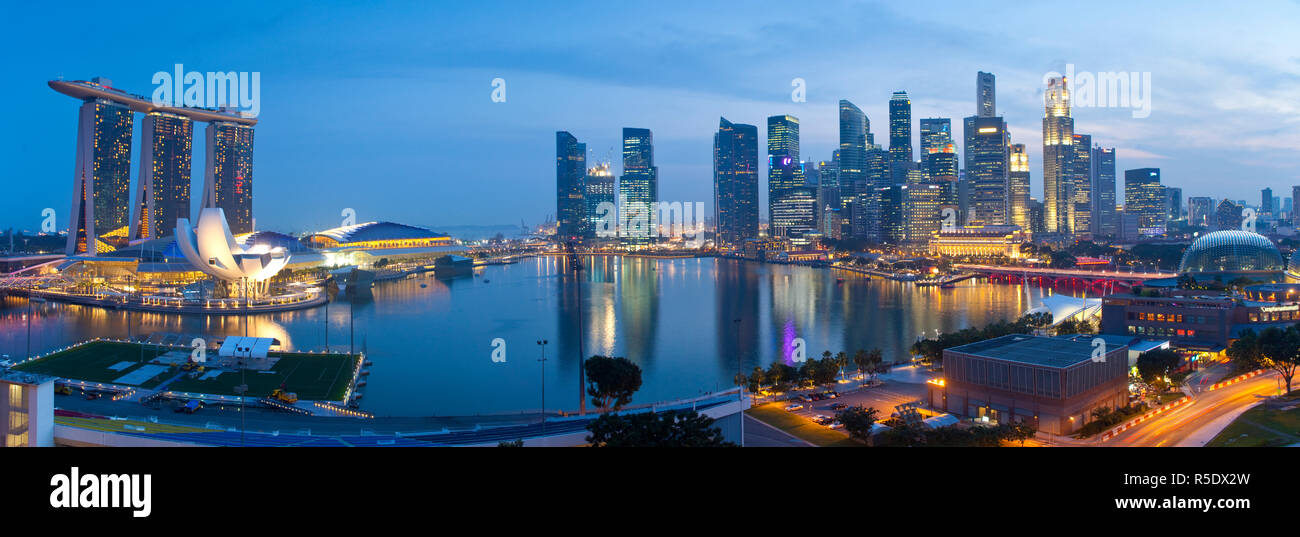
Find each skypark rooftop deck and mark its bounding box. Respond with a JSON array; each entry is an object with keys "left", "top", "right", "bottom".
[{"left": 49, "top": 79, "right": 257, "bottom": 125}]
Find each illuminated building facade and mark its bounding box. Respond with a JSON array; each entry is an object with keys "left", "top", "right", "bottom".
[
  {"left": 1068, "top": 133, "right": 1092, "bottom": 238},
  {"left": 619, "top": 128, "right": 657, "bottom": 241},
  {"left": 902, "top": 183, "right": 943, "bottom": 245},
  {"left": 1, "top": 371, "right": 55, "bottom": 447},
  {"left": 976, "top": 71, "right": 996, "bottom": 118},
  {"left": 933, "top": 335, "right": 1129, "bottom": 435},
  {"left": 768, "top": 115, "right": 802, "bottom": 235},
  {"left": 714, "top": 118, "right": 759, "bottom": 248},
  {"left": 1042, "top": 75, "right": 1073, "bottom": 234},
  {"left": 963, "top": 116, "right": 1009, "bottom": 225},
  {"left": 1092, "top": 146, "right": 1117, "bottom": 238},
  {"left": 889, "top": 91, "right": 912, "bottom": 184},
  {"left": 771, "top": 187, "right": 817, "bottom": 245},
  {"left": 555, "top": 131, "right": 587, "bottom": 241},
  {"left": 304, "top": 221, "right": 452, "bottom": 250},
  {"left": 584, "top": 162, "right": 615, "bottom": 239},
  {"left": 1187, "top": 196, "right": 1215, "bottom": 228},
  {"left": 1124, "top": 168, "right": 1166, "bottom": 235},
  {"left": 1008, "top": 144, "right": 1031, "bottom": 231},
  {"left": 203, "top": 121, "right": 255, "bottom": 234},
  {"left": 67, "top": 80, "right": 134, "bottom": 255},
  {"left": 131, "top": 112, "right": 193, "bottom": 241},
  {"left": 928, "top": 224, "right": 1026, "bottom": 259},
  {"left": 1101, "top": 286, "right": 1300, "bottom": 351},
  {"left": 838, "top": 100, "right": 869, "bottom": 238}
]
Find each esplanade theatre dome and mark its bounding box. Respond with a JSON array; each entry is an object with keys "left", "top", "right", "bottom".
[{"left": 1178, "top": 230, "right": 1284, "bottom": 279}]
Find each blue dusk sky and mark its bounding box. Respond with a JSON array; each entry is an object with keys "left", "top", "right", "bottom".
[{"left": 2, "top": 1, "right": 1299, "bottom": 234}]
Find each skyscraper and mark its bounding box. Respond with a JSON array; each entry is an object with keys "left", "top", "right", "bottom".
[
  {"left": 714, "top": 118, "right": 759, "bottom": 248},
  {"left": 920, "top": 117, "right": 955, "bottom": 184},
  {"left": 964, "top": 116, "right": 1009, "bottom": 225},
  {"left": 130, "top": 112, "right": 193, "bottom": 241},
  {"left": 1091, "top": 146, "right": 1117, "bottom": 238},
  {"left": 1008, "top": 144, "right": 1030, "bottom": 231},
  {"left": 1293, "top": 186, "right": 1300, "bottom": 226},
  {"left": 889, "top": 91, "right": 913, "bottom": 184},
  {"left": 977, "top": 71, "right": 996, "bottom": 118},
  {"left": 203, "top": 121, "right": 255, "bottom": 234},
  {"left": 1188, "top": 196, "right": 1215, "bottom": 228},
  {"left": 1165, "top": 187, "right": 1183, "bottom": 223},
  {"left": 1068, "top": 133, "right": 1093, "bottom": 237},
  {"left": 771, "top": 187, "right": 817, "bottom": 243},
  {"left": 1124, "top": 168, "right": 1165, "bottom": 235},
  {"left": 1262, "top": 188, "right": 1274, "bottom": 218},
  {"left": 555, "top": 131, "right": 587, "bottom": 241},
  {"left": 1042, "top": 75, "right": 1074, "bottom": 234},
  {"left": 67, "top": 84, "right": 133, "bottom": 255},
  {"left": 838, "top": 100, "right": 869, "bottom": 238},
  {"left": 620, "top": 128, "right": 657, "bottom": 241},
  {"left": 584, "top": 162, "right": 615, "bottom": 239},
  {"left": 767, "top": 115, "right": 802, "bottom": 234}
]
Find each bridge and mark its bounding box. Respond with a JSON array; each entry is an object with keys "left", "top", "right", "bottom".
[{"left": 954, "top": 264, "right": 1177, "bottom": 292}]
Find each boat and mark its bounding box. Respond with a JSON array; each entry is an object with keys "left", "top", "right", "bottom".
[{"left": 940, "top": 283, "right": 956, "bottom": 289}]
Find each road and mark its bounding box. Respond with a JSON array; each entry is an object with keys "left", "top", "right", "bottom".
[{"left": 1107, "top": 365, "right": 1283, "bottom": 447}]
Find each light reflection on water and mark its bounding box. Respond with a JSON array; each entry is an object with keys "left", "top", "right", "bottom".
[{"left": 0, "top": 257, "right": 1076, "bottom": 416}]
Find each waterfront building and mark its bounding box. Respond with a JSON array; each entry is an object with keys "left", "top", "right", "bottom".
[
  {"left": 584, "top": 162, "right": 616, "bottom": 239},
  {"left": 902, "top": 183, "right": 943, "bottom": 245},
  {"left": 1101, "top": 284, "right": 1300, "bottom": 352},
  {"left": 930, "top": 335, "right": 1129, "bottom": 435},
  {"left": 620, "top": 128, "right": 658, "bottom": 241},
  {"left": 928, "top": 224, "right": 1026, "bottom": 259},
  {"left": 1124, "top": 168, "right": 1166, "bottom": 236},
  {"left": 1176, "top": 229, "right": 1285, "bottom": 282},
  {"left": 771, "top": 187, "right": 818, "bottom": 245},
  {"left": 767, "top": 115, "right": 802, "bottom": 233},
  {"left": 203, "top": 121, "right": 255, "bottom": 234},
  {"left": 130, "top": 112, "right": 193, "bottom": 241},
  {"left": 66, "top": 79, "right": 134, "bottom": 255},
  {"left": 713, "top": 118, "right": 759, "bottom": 248},
  {"left": 555, "top": 131, "right": 587, "bottom": 241},
  {"left": 304, "top": 221, "right": 453, "bottom": 251},
  {"left": 1, "top": 370, "right": 56, "bottom": 447}
]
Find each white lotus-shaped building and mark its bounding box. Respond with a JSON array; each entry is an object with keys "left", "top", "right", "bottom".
[{"left": 176, "top": 208, "right": 290, "bottom": 298}]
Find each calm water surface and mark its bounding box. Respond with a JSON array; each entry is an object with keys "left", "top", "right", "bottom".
[{"left": 0, "top": 257, "right": 1079, "bottom": 416}]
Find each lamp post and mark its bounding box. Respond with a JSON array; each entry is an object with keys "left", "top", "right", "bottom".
[{"left": 537, "top": 339, "right": 548, "bottom": 436}]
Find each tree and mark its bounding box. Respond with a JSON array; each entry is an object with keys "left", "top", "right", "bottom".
[
  {"left": 1233, "top": 325, "right": 1300, "bottom": 395},
  {"left": 585, "top": 409, "right": 736, "bottom": 447},
  {"left": 1135, "top": 348, "right": 1181, "bottom": 384},
  {"left": 1006, "top": 421, "right": 1038, "bottom": 446},
  {"left": 1048, "top": 251, "right": 1077, "bottom": 269},
  {"left": 585, "top": 355, "right": 643, "bottom": 411},
  {"left": 835, "top": 405, "right": 879, "bottom": 444}
]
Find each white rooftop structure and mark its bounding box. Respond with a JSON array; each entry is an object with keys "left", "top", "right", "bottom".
[{"left": 218, "top": 336, "right": 276, "bottom": 359}]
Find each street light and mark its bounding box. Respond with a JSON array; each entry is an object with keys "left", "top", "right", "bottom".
[{"left": 536, "top": 339, "right": 548, "bottom": 436}]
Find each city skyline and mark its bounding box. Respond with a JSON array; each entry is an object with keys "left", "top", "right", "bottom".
[{"left": 4, "top": 1, "right": 1300, "bottom": 235}]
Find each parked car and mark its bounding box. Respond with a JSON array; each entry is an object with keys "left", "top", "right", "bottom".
[
  {"left": 811, "top": 415, "right": 834, "bottom": 425},
  {"left": 784, "top": 403, "right": 805, "bottom": 412},
  {"left": 829, "top": 402, "right": 848, "bottom": 411}
]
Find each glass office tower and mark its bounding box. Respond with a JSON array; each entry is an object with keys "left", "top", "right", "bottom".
[
  {"left": 131, "top": 112, "right": 193, "bottom": 241},
  {"left": 555, "top": 131, "right": 587, "bottom": 241},
  {"left": 203, "top": 121, "right": 256, "bottom": 234},
  {"left": 714, "top": 118, "right": 759, "bottom": 248},
  {"left": 68, "top": 91, "right": 133, "bottom": 255},
  {"left": 619, "top": 128, "right": 658, "bottom": 242}
]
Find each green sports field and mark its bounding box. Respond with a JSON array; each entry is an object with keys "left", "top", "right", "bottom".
[
  {"left": 12, "top": 341, "right": 171, "bottom": 388},
  {"left": 165, "top": 352, "right": 357, "bottom": 401},
  {"left": 13, "top": 341, "right": 358, "bottom": 401}
]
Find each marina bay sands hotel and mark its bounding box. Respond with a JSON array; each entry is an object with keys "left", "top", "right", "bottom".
[{"left": 49, "top": 77, "right": 256, "bottom": 256}]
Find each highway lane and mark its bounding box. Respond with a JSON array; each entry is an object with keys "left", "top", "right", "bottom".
[{"left": 1108, "top": 371, "right": 1281, "bottom": 447}]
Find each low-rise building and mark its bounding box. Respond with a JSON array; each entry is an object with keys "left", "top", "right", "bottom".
[
  {"left": 1, "top": 370, "right": 56, "bottom": 447},
  {"left": 929, "top": 224, "right": 1026, "bottom": 259},
  {"left": 929, "top": 334, "right": 1129, "bottom": 435}
]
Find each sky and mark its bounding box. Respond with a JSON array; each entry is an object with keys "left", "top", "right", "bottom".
[{"left": 3, "top": 0, "right": 1299, "bottom": 235}]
